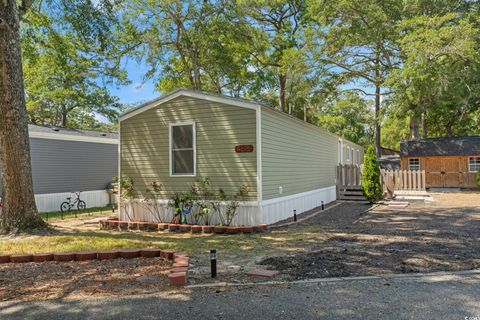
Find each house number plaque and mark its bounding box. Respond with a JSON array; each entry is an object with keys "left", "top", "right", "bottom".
[{"left": 235, "top": 145, "right": 254, "bottom": 153}]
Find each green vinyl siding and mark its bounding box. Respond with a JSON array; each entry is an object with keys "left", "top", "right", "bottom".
[
  {"left": 261, "top": 107, "right": 338, "bottom": 200},
  {"left": 121, "top": 96, "right": 257, "bottom": 200}
]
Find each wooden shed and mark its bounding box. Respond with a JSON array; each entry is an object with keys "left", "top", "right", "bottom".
[{"left": 400, "top": 136, "right": 480, "bottom": 188}]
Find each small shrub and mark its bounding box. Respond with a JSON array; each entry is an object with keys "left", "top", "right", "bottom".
[
  {"left": 214, "top": 185, "right": 249, "bottom": 226},
  {"left": 361, "top": 145, "right": 382, "bottom": 203},
  {"left": 144, "top": 181, "right": 167, "bottom": 222},
  {"left": 190, "top": 178, "right": 214, "bottom": 225},
  {"left": 113, "top": 175, "right": 135, "bottom": 220},
  {"left": 112, "top": 175, "right": 135, "bottom": 200},
  {"left": 168, "top": 192, "right": 193, "bottom": 224}
]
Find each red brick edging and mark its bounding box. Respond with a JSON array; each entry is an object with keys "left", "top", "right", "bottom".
[
  {"left": 0, "top": 248, "right": 190, "bottom": 287},
  {"left": 0, "top": 248, "right": 189, "bottom": 287},
  {"left": 100, "top": 220, "right": 269, "bottom": 235}
]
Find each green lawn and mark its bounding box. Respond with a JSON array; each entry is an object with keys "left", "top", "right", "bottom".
[{"left": 0, "top": 218, "right": 327, "bottom": 260}]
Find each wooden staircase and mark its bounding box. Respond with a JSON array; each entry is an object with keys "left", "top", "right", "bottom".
[
  {"left": 337, "top": 164, "right": 366, "bottom": 201},
  {"left": 338, "top": 186, "right": 366, "bottom": 201}
]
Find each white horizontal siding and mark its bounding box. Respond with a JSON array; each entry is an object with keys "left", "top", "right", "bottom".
[
  {"left": 119, "top": 200, "right": 261, "bottom": 226},
  {"left": 35, "top": 190, "right": 111, "bottom": 212},
  {"left": 261, "top": 186, "right": 336, "bottom": 224}
]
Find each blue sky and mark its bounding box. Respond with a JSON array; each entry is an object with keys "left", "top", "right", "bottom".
[{"left": 108, "top": 59, "right": 158, "bottom": 106}]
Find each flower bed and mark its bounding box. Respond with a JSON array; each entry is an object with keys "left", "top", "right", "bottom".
[{"left": 100, "top": 219, "right": 269, "bottom": 235}]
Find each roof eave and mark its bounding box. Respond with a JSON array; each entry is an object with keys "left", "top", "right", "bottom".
[{"left": 119, "top": 89, "right": 262, "bottom": 122}]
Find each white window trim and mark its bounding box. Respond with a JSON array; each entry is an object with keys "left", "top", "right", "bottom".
[
  {"left": 357, "top": 150, "right": 360, "bottom": 164},
  {"left": 169, "top": 121, "right": 196, "bottom": 177},
  {"left": 346, "top": 146, "right": 350, "bottom": 161},
  {"left": 338, "top": 139, "right": 343, "bottom": 164},
  {"left": 468, "top": 156, "right": 480, "bottom": 173},
  {"left": 408, "top": 158, "right": 420, "bottom": 171}
]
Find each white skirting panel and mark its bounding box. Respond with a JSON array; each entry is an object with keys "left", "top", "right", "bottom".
[
  {"left": 119, "top": 200, "right": 262, "bottom": 226},
  {"left": 35, "top": 190, "right": 111, "bottom": 213},
  {"left": 260, "top": 186, "right": 337, "bottom": 225}
]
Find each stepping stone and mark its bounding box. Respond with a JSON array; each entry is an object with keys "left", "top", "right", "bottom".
[
  {"left": 388, "top": 201, "right": 409, "bottom": 208},
  {"left": 246, "top": 268, "right": 279, "bottom": 278}
]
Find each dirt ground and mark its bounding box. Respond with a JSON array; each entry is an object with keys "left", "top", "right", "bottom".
[
  {"left": 257, "top": 193, "right": 480, "bottom": 280},
  {"left": 0, "top": 257, "right": 171, "bottom": 302}
]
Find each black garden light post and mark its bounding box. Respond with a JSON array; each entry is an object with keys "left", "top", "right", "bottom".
[
  {"left": 293, "top": 209, "right": 297, "bottom": 222},
  {"left": 210, "top": 249, "right": 217, "bottom": 278}
]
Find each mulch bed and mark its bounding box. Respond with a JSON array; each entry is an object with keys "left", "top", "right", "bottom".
[{"left": 0, "top": 257, "right": 172, "bottom": 301}]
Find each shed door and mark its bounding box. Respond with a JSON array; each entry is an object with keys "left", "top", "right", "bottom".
[
  {"left": 443, "top": 157, "right": 462, "bottom": 187},
  {"left": 425, "top": 157, "right": 463, "bottom": 188},
  {"left": 425, "top": 157, "right": 443, "bottom": 187}
]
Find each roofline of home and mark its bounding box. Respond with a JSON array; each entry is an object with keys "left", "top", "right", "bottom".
[
  {"left": 119, "top": 89, "right": 364, "bottom": 150},
  {"left": 119, "top": 89, "right": 263, "bottom": 121},
  {"left": 29, "top": 131, "right": 118, "bottom": 144}
]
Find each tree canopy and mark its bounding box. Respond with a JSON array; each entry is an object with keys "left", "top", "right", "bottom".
[
  {"left": 21, "top": 0, "right": 127, "bottom": 130},
  {"left": 20, "top": 0, "right": 480, "bottom": 146}
]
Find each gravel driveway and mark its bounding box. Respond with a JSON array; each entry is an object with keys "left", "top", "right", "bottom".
[{"left": 260, "top": 197, "right": 480, "bottom": 280}]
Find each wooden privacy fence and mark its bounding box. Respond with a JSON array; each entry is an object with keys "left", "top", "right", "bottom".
[{"left": 381, "top": 169, "right": 426, "bottom": 191}]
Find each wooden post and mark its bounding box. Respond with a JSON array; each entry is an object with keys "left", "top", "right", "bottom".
[
  {"left": 422, "top": 170, "right": 426, "bottom": 190},
  {"left": 412, "top": 170, "right": 417, "bottom": 190}
]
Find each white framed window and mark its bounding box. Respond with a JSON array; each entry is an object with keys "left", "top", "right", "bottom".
[
  {"left": 169, "top": 122, "right": 196, "bottom": 176},
  {"left": 351, "top": 148, "right": 354, "bottom": 163},
  {"left": 346, "top": 146, "right": 350, "bottom": 161},
  {"left": 469, "top": 156, "right": 480, "bottom": 172},
  {"left": 409, "top": 158, "right": 420, "bottom": 171},
  {"left": 357, "top": 150, "right": 360, "bottom": 164}
]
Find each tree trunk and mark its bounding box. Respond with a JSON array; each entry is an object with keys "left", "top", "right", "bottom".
[
  {"left": 0, "top": 0, "right": 46, "bottom": 232},
  {"left": 374, "top": 83, "right": 381, "bottom": 158},
  {"left": 61, "top": 106, "right": 67, "bottom": 127},
  {"left": 410, "top": 115, "right": 419, "bottom": 140},
  {"left": 279, "top": 73, "right": 287, "bottom": 112},
  {"left": 421, "top": 107, "right": 427, "bottom": 138}
]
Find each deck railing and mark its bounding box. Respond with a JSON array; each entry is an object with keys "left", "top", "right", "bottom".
[{"left": 336, "top": 165, "right": 426, "bottom": 199}]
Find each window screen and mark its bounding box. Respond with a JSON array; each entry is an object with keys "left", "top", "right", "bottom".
[
  {"left": 469, "top": 156, "right": 480, "bottom": 172},
  {"left": 409, "top": 158, "right": 420, "bottom": 171},
  {"left": 171, "top": 123, "right": 195, "bottom": 175}
]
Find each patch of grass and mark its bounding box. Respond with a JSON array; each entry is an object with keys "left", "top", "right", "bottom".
[
  {"left": 39, "top": 206, "right": 113, "bottom": 221},
  {"left": 0, "top": 211, "right": 334, "bottom": 259},
  {"left": 0, "top": 225, "right": 324, "bottom": 259}
]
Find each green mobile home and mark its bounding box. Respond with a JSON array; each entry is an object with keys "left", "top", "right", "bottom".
[{"left": 119, "top": 89, "right": 363, "bottom": 225}]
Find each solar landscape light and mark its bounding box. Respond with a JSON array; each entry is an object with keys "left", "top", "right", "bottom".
[{"left": 210, "top": 249, "right": 217, "bottom": 278}]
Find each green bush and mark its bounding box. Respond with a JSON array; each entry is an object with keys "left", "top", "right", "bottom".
[{"left": 361, "top": 145, "right": 382, "bottom": 203}]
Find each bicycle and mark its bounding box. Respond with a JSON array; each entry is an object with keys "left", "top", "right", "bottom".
[{"left": 60, "top": 191, "right": 86, "bottom": 213}]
